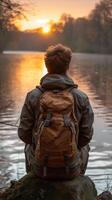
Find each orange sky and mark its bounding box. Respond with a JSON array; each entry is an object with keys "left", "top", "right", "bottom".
[{"left": 16, "top": 0, "right": 101, "bottom": 31}]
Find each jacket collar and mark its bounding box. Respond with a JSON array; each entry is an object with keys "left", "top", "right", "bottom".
[{"left": 40, "top": 73, "right": 78, "bottom": 90}]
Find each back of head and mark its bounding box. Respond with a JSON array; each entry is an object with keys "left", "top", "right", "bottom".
[{"left": 44, "top": 44, "right": 72, "bottom": 74}]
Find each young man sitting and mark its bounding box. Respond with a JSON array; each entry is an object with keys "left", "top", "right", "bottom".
[{"left": 18, "top": 44, "right": 94, "bottom": 179}]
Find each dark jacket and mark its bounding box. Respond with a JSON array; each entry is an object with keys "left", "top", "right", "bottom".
[{"left": 18, "top": 73, "right": 94, "bottom": 149}]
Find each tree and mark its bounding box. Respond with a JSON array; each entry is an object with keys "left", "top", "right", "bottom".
[
  {"left": 89, "top": 0, "right": 112, "bottom": 53},
  {"left": 89, "top": 0, "right": 112, "bottom": 24},
  {"left": 60, "top": 14, "right": 75, "bottom": 49},
  {"left": 0, "top": 0, "right": 22, "bottom": 52}
]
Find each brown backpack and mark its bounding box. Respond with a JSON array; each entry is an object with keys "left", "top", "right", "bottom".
[{"left": 34, "top": 88, "right": 80, "bottom": 178}]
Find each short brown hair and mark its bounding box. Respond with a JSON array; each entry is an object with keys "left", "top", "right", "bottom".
[{"left": 44, "top": 44, "right": 72, "bottom": 74}]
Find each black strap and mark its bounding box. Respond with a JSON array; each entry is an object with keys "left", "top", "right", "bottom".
[
  {"left": 36, "top": 85, "right": 46, "bottom": 93},
  {"left": 44, "top": 113, "right": 52, "bottom": 127},
  {"left": 66, "top": 85, "right": 77, "bottom": 92},
  {"left": 32, "top": 87, "right": 45, "bottom": 146},
  {"left": 34, "top": 86, "right": 47, "bottom": 121}
]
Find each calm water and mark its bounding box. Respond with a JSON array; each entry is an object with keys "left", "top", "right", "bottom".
[{"left": 0, "top": 52, "right": 112, "bottom": 193}]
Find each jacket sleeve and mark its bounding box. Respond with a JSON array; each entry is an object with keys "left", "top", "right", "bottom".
[
  {"left": 78, "top": 97, "right": 94, "bottom": 149},
  {"left": 18, "top": 93, "right": 35, "bottom": 144}
]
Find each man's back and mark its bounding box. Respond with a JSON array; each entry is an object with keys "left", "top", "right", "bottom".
[{"left": 18, "top": 73, "right": 94, "bottom": 176}]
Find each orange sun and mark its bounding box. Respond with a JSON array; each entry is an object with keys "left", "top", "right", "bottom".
[
  {"left": 42, "top": 25, "right": 51, "bottom": 33},
  {"left": 16, "top": 18, "right": 52, "bottom": 33}
]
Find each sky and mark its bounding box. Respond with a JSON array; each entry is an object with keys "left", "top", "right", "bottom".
[
  {"left": 34, "top": 0, "right": 100, "bottom": 19},
  {"left": 17, "top": 0, "right": 101, "bottom": 30}
]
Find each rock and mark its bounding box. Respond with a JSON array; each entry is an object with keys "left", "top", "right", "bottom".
[
  {"left": 97, "top": 191, "right": 112, "bottom": 200},
  {"left": 0, "top": 173, "right": 97, "bottom": 200}
]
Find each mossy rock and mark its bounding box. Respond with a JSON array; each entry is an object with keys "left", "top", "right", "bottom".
[
  {"left": 0, "top": 173, "right": 97, "bottom": 200},
  {"left": 97, "top": 191, "right": 112, "bottom": 200}
]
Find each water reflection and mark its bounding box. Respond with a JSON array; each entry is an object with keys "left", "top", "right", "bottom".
[
  {"left": 70, "top": 53, "right": 112, "bottom": 192},
  {"left": 70, "top": 53, "right": 112, "bottom": 129},
  {"left": 0, "top": 52, "right": 112, "bottom": 192},
  {"left": 0, "top": 53, "right": 45, "bottom": 189}
]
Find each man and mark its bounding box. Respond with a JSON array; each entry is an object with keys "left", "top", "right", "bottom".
[{"left": 18, "top": 44, "right": 94, "bottom": 178}]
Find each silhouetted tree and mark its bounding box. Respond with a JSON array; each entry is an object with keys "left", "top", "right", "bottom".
[
  {"left": 0, "top": 0, "right": 22, "bottom": 52},
  {"left": 89, "top": 0, "right": 112, "bottom": 53},
  {"left": 60, "top": 14, "right": 75, "bottom": 49},
  {"left": 60, "top": 0, "right": 112, "bottom": 53}
]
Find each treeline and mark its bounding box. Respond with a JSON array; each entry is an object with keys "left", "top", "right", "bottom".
[
  {"left": 1, "top": 0, "right": 112, "bottom": 54},
  {"left": 60, "top": 0, "right": 112, "bottom": 53}
]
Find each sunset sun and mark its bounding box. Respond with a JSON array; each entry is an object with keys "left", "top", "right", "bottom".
[
  {"left": 16, "top": 18, "right": 53, "bottom": 33},
  {"left": 42, "top": 25, "right": 51, "bottom": 33}
]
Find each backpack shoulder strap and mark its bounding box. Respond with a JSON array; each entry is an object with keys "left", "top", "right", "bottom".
[
  {"left": 34, "top": 86, "right": 46, "bottom": 119},
  {"left": 36, "top": 85, "right": 46, "bottom": 93},
  {"left": 69, "top": 87, "right": 79, "bottom": 142},
  {"left": 68, "top": 87, "right": 78, "bottom": 123},
  {"left": 32, "top": 86, "right": 46, "bottom": 145},
  {"left": 68, "top": 86, "right": 77, "bottom": 105},
  {"left": 67, "top": 85, "right": 77, "bottom": 93}
]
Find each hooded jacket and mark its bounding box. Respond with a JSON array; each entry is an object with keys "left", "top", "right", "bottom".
[{"left": 18, "top": 73, "right": 94, "bottom": 149}]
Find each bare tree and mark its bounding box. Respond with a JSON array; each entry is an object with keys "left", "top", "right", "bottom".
[
  {"left": 88, "top": 0, "right": 112, "bottom": 53},
  {"left": 0, "top": 0, "right": 23, "bottom": 52},
  {"left": 89, "top": 0, "right": 112, "bottom": 24}
]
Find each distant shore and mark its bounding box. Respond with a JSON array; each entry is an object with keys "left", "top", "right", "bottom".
[{"left": 2, "top": 50, "right": 112, "bottom": 56}]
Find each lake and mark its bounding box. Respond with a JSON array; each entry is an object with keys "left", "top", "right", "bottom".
[{"left": 0, "top": 51, "right": 112, "bottom": 193}]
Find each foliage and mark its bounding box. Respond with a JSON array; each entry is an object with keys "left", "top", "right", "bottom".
[
  {"left": 88, "top": 0, "right": 112, "bottom": 53},
  {"left": 0, "top": 0, "right": 22, "bottom": 31},
  {"left": 0, "top": 0, "right": 22, "bottom": 52},
  {"left": 59, "top": 0, "right": 112, "bottom": 53}
]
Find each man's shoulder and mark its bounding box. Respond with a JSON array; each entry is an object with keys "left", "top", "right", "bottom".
[
  {"left": 72, "top": 88, "right": 88, "bottom": 100},
  {"left": 71, "top": 88, "right": 89, "bottom": 108},
  {"left": 26, "top": 87, "right": 42, "bottom": 103}
]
